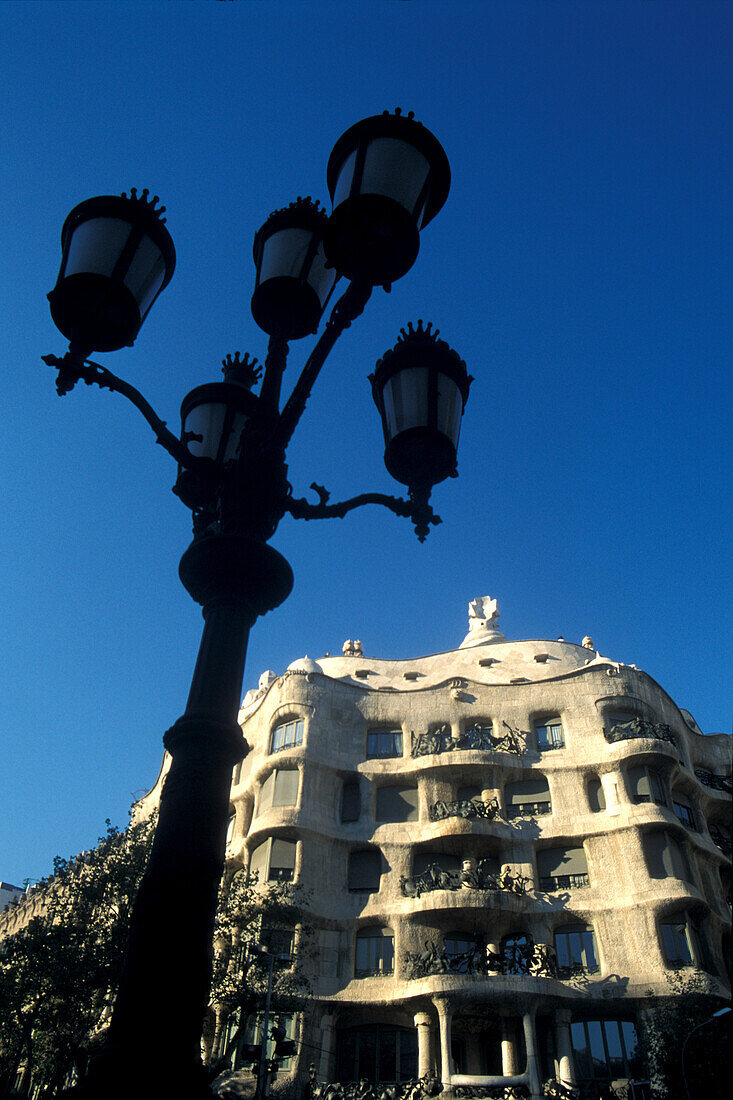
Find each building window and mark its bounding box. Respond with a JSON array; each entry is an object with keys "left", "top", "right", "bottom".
[
  {"left": 270, "top": 718, "right": 304, "bottom": 753},
  {"left": 628, "top": 765, "right": 667, "bottom": 806},
  {"left": 555, "top": 924, "right": 599, "bottom": 976},
  {"left": 537, "top": 846, "right": 590, "bottom": 891},
  {"left": 413, "top": 850, "right": 461, "bottom": 878},
  {"left": 256, "top": 769, "right": 299, "bottom": 815},
  {"left": 355, "top": 926, "right": 394, "bottom": 976},
  {"left": 375, "top": 785, "right": 419, "bottom": 823},
  {"left": 249, "top": 837, "right": 297, "bottom": 882},
  {"left": 672, "top": 794, "right": 697, "bottom": 830},
  {"left": 367, "top": 729, "right": 403, "bottom": 759},
  {"left": 232, "top": 760, "right": 243, "bottom": 785},
  {"left": 535, "top": 719, "right": 564, "bottom": 751},
  {"left": 571, "top": 1019, "right": 640, "bottom": 1084},
  {"left": 643, "top": 830, "right": 692, "bottom": 883},
  {"left": 505, "top": 775, "right": 551, "bottom": 819},
  {"left": 335, "top": 1025, "right": 417, "bottom": 1084},
  {"left": 660, "top": 913, "right": 708, "bottom": 969},
  {"left": 587, "top": 777, "right": 606, "bottom": 813},
  {"left": 348, "top": 848, "right": 382, "bottom": 892},
  {"left": 226, "top": 811, "right": 236, "bottom": 845},
  {"left": 341, "top": 780, "right": 361, "bottom": 823}
]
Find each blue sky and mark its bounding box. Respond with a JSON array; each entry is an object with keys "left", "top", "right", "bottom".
[{"left": 1, "top": 0, "right": 730, "bottom": 886}]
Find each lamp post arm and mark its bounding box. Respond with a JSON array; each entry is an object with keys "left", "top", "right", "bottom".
[
  {"left": 259, "top": 335, "right": 290, "bottom": 413},
  {"left": 284, "top": 482, "right": 442, "bottom": 541},
  {"left": 276, "top": 279, "right": 372, "bottom": 447},
  {"left": 41, "top": 350, "right": 208, "bottom": 473}
]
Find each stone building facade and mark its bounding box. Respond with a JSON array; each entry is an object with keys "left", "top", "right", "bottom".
[{"left": 221, "top": 598, "right": 731, "bottom": 1098}]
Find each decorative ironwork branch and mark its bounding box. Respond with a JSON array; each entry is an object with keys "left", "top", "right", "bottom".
[
  {"left": 277, "top": 280, "right": 372, "bottom": 447},
  {"left": 41, "top": 349, "right": 209, "bottom": 473},
  {"left": 284, "top": 482, "right": 442, "bottom": 541}
]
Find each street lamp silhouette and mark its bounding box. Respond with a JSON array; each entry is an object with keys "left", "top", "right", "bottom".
[{"left": 44, "top": 111, "right": 470, "bottom": 1098}]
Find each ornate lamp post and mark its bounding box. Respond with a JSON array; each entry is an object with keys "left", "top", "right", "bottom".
[{"left": 43, "top": 112, "right": 470, "bottom": 1099}]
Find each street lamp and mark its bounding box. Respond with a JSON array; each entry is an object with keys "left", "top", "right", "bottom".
[{"left": 43, "top": 111, "right": 469, "bottom": 1100}]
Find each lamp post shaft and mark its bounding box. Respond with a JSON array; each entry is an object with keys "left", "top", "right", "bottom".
[{"left": 86, "top": 593, "right": 252, "bottom": 1097}]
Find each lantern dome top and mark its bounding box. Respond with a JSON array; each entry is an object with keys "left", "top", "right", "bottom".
[
  {"left": 122, "top": 187, "right": 168, "bottom": 223},
  {"left": 254, "top": 195, "right": 329, "bottom": 246},
  {"left": 373, "top": 319, "right": 471, "bottom": 395},
  {"left": 221, "top": 351, "right": 262, "bottom": 390}
]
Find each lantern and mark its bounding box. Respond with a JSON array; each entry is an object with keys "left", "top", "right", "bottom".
[
  {"left": 251, "top": 197, "right": 337, "bottom": 339},
  {"left": 48, "top": 189, "right": 175, "bottom": 353},
  {"left": 370, "top": 321, "right": 471, "bottom": 492},
  {"left": 324, "top": 109, "right": 450, "bottom": 286},
  {"left": 174, "top": 352, "right": 261, "bottom": 511}
]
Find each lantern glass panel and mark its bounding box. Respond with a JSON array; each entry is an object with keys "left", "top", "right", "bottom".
[
  {"left": 382, "top": 367, "right": 429, "bottom": 438},
  {"left": 436, "top": 374, "right": 463, "bottom": 445},
  {"left": 183, "top": 403, "right": 249, "bottom": 464},
  {"left": 333, "top": 150, "right": 357, "bottom": 207},
  {"left": 66, "top": 217, "right": 133, "bottom": 278},
  {"left": 123, "top": 235, "right": 167, "bottom": 315},
  {"left": 259, "top": 229, "right": 335, "bottom": 306},
  {"left": 260, "top": 228, "right": 313, "bottom": 282},
  {"left": 361, "top": 138, "right": 430, "bottom": 217}
]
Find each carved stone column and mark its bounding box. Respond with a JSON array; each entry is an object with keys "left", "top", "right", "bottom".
[
  {"left": 414, "top": 1012, "right": 434, "bottom": 1078},
  {"left": 433, "top": 996, "right": 454, "bottom": 1085},
  {"left": 319, "top": 1012, "right": 337, "bottom": 1080},
  {"left": 521, "top": 1012, "right": 543, "bottom": 1100},
  {"left": 601, "top": 770, "right": 621, "bottom": 816},
  {"left": 554, "top": 1009, "right": 576, "bottom": 1085},
  {"left": 501, "top": 1016, "right": 519, "bottom": 1076}
]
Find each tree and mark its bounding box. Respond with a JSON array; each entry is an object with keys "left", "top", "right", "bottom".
[
  {"left": 0, "top": 817, "right": 154, "bottom": 1097},
  {"left": 639, "top": 969, "right": 729, "bottom": 1099},
  {"left": 206, "top": 868, "right": 312, "bottom": 1076},
  {"left": 0, "top": 826, "right": 312, "bottom": 1098}
]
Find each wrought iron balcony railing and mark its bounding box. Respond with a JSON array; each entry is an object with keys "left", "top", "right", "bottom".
[
  {"left": 404, "top": 937, "right": 557, "bottom": 979},
  {"left": 505, "top": 801, "right": 551, "bottom": 820},
  {"left": 603, "top": 718, "right": 677, "bottom": 746},
  {"left": 695, "top": 768, "right": 733, "bottom": 795},
  {"left": 411, "top": 721, "right": 526, "bottom": 758},
  {"left": 401, "top": 861, "right": 530, "bottom": 898},
  {"left": 539, "top": 873, "right": 590, "bottom": 892},
  {"left": 429, "top": 796, "right": 503, "bottom": 822}
]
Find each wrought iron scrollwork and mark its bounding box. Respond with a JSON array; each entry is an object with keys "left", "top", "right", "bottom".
[
  {"left": 454, "top": 1087, "right": 529, "bottom": 1099},
  {"left": 404, "top": 937, "right": 557, "bottom": 980},
  {"left": 603, "top": 718, "right": 676, "bottom": 746},
  {"left": 695, "top": 768, "right": 733, "bottom": 795},
  {"left": 400, "top": 861, "right": 531, "bottom": 898},
  {"left": 411, "top": 722, "right": 526, "bottom": 758},
  {"left": 307, "top": 1069, "right": 442, "bottom": 1100},
  {"left": 430, "top": 796, "right": 503, "bottom": 822}
]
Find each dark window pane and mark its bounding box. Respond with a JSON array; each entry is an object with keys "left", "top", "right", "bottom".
[
  {"left": 399, "top": 1031, "right": 418, "bottom": 1081},
  {"left": 336, "top": 1031, "right": 357, "bottom": 1082},
  {"left": 367, "top": 730, "right": 403, "bottom": 758},
  {"left": 341, "top": 781, "right": 361, "bottom": 823},
  {"left": 587, "top": 1020, "right": 607, "bottom": 1078},
  {"left": 571, "top": 1023, "right": 591, "bottom": 1080},
  {"left": 376, "top": 785, "right": 419, "bottom": 822},
  {"left": 359, "top": 1031, "right": 377, "bottom": 1083},
  {"left": 588, "top": 778, "right": 605, "bottom": 812},
  {"left": 603, "top": 1020, "right": 624, "bottom": 1079},
  {"left": 378, "top": 1030, "right": 396, "bottom": 1083},
  {"left": 348, "top": 849, "right": 381, "bottom": 892}
]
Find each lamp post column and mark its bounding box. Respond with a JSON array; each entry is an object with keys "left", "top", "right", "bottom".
[{"left": 87, "top": 536, "right": 293, "bottom": 1099}]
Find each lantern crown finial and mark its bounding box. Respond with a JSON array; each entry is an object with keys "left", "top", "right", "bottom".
[
  {"left": 221, "top": 351, "right": 262, "bottom": 389},
  {"left": 259, "top": 195, "right": 329, "bottom": 237},
  {"left": 122, "top": 187, "right": 168, "bottom": 223}
]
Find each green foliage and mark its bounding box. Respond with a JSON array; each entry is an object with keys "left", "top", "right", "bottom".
[
  {"left": 0, "top": 817, "right": 154, "bottom": 1097},
  {"left": 639, "top": 970, "right": 729, "bottom": 1099}
]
